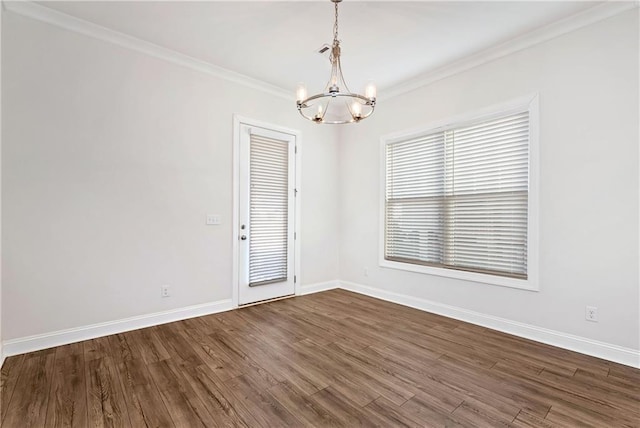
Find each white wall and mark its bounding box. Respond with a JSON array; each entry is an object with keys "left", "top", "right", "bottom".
[
  {"left": 2, "top": 11, "right": 340, "bottom": 341},
  {"left": 339, "top": 10, "right": 639, "bottom": 351}
]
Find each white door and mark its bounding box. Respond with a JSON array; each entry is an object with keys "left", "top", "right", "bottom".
[{"left": 238, "top": 123, "right": 296, "bottom": 305}]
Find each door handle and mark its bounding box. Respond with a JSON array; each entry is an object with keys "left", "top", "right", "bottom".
[{"left": 240, "top": 235, "right": 247, "bottom": 240}]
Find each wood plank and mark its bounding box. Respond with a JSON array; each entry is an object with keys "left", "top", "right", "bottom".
[
  {"left": 85, "top": 356, "right": 131, "bottom": 427},
  {"left": 125, "top": 327, "right": 171, "bottom": 365},
  {"left": 0, "top": 354, "right": 26, "bottom": 423},
  {"left": 490, "top": 359, "right": 638, "bottom": 426},
  {"left": 235, "top": 332, "right": 328, "bottom": 395},
  {"left": 544, "top": 404, "right": 608, "bottom": 428},
  {"left": 251, "top": 303, "right": 335, "bottom": 346},
  {"left": 452, "top": 398, "right": 520, "bottom": 427},
  {"left": 324, "top": 342, "right": 416, "bottom": 406},
  {"left": 365, "top": 396, "right": 424, "bottom": 427},
  {"left": 609, "top": 362, "right": 640, "bottom": 384},
  {"left": 106, "top": 333, "right": 135, "bottom": 364},
  {"left": 492, "top": 358, "right": 545, "bottom": 377},
  {"left": 208, "top": 330, "right": 281, "bottom": 390},
  {"left": 147, "top": 359, "right": 218, "bottom": 427},
  {"left": 289, "top": 339, "right": 381, "bottom": 407},
  {"left": 176, "top": 364, "right": 249, "bottom": 427},
  {"left": 237, "top": 304, "right": 307, "bottom": 344},
  {"left": 452, "top": 325, "right": 580, "bottom": 377},
  {"left": 268, "top": 381, "right": 342, "bottom": 427},
  {"left": 83, "top": 336, "right": 113, "bottom": 362},
  {"left": 404, "top": 388, "right": 463, "bottom": 414},
  {"left": 400, "top": 392, "right": 467, "bottom": 427},
  {"left": 223, "top": 374, "right": 302, "bottom": 427},
  {"left": 45, "top": 343, "right": 88, "bottom": 427},
  {"left": 308, "top": 386, "right": 391, "bottom": 427},
  {"left": 511, "top": 411, "right": 564, "bottom": 428},
  {"left": 210, "top": 310, "right": 255, "bottom": 333},
  {"left": 154, "top": 323, "right": 204, "bottom": 368},
  {"left": 574, "top": 367, "right": 640, "bottom": 397},
  {"left": 116, "top": 357, "right": 174, "bottom": 427},
  {"left": 2, "top": 350, "right": 55, "bottom": 427},
  {"left": 340, "top": 341, "right": 549, "bottom": 420},
  {"left": 178, "top": 326, "right": 244, "bottom": 382},
  {"left": 435, "top": 354, "right": 551, "bottom": 417},
  {"left": 540, "top": 366, "right": 640, "bottom": 416},
  {"left": 289, "top": 309, "right": 373, "bottom": 350},
  {"left": 281, "top": 294, "right": 348, "bottom": 320},
  {"left": 318, "top": 289, "right": 460, "bottom": 330}
]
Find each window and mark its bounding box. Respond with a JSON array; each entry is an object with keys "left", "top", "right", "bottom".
[{"left": 381, "top": 96, "right": 538, "bottom": 290}]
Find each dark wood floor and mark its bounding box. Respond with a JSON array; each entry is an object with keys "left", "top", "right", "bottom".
[{"left": 1, "top": 289, "right": 639, "bottom": 427}]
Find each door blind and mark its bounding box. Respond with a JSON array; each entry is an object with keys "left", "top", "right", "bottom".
[
  {"left": 249, "top": 133, "right": 289, "bottom": 286},
  {"left": 385, "top": 110, "right": 529, "bottom": 279}
]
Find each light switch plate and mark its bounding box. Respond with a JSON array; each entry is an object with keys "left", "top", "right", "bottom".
[{"left": 206, "top": 214, "right": 221, "bottom": 225}]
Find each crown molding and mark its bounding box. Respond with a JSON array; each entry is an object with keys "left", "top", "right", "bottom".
[
  {"left": 381, "top": 1, "right": 639, "bottom": 100},
  {"left": 3, "top": 1, "right": 637, "bottom": 104},
  {"left": 2, "top": 0, "right": 292, "bottom": 101}
]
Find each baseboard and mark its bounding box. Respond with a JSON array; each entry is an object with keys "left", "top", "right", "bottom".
[
  {"left": 2, "top": 281, "right": 339, "bottom": 359},
  {"left": 2, "top": 299, "right": 234, "bottom": 358},
  {"left": 339, "top": 281, "right": 640, "bottom": 369},
  {"left": 297, "top": 280, "right": 340, "bottom": 296},
  {"left": 3, "top": 281, "right": 638, "bottom": 369}
]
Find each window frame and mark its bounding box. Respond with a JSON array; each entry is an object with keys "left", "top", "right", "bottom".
[{"left": 379, "top": 94, "right": 539, "bottom": 291}]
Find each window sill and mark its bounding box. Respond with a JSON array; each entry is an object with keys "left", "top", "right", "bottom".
[{"left": 379, "top": 258, "right": 539, "bottom": 291}]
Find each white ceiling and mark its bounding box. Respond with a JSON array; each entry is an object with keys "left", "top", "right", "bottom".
[{"left": 36, "top": 1, "right": 600, "bottom": 94}]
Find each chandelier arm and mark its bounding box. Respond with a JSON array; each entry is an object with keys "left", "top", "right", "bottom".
[
  {"left": 326, "top": 56, "right": 338, "bottom": 91},
  {"left": 343, "top": 97, "right": 356, "bottom": 121},
  {"left": 298, "top": 111, "right": 374, "bottom": 125},
  {"left": 320, "top": 98, "right": 329, "bottom": 121},
  {"left": 297, "top": 106, "right": 374, "bottom": 124},
  {"left": 299, "top": 92, "right": 374, "bottom": 106},
  {"left": 335, "top": 55, "right": 352, "bottom": 95}
]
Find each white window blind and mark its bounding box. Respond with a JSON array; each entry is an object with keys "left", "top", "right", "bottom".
[
  {"left": 385, "top": 110, "right": 529, "bottom": 279},
  {"left": 249, "top": 133, "right": 289, "bottom": 286}
]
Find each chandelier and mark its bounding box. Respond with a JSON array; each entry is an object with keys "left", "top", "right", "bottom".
[{"left": 296, "top": 0, "right": 376, "bottom": 124}]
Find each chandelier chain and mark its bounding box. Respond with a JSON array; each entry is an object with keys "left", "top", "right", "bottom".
[{"left": 333, "top": 1, "right": 339, "bottom": 45}]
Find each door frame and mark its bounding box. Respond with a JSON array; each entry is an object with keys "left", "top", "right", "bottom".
[{"left": 232, "top": 115, "right": 301, "bottom": 308}]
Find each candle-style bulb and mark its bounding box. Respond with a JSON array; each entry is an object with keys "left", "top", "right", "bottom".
[
  {"left": 296, "top": 83, "right": 307, "bottom": 102},
  {"left": 352, "top": 102, "right": 362, "bottom": 118},
  {"left": 365, "top": 81, "right": 377, "bottom": 100}
]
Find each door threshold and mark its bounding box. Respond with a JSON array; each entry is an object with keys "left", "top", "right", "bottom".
[{"left": 238, "top": 294, "right": 295, "bottom": 308}]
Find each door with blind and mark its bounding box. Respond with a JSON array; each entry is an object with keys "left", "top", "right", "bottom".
[{"left": 238, "top": 124, "right": 296, "bottom": 305}]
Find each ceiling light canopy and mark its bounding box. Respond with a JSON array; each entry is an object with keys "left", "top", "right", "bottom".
[{"left": 296, "top": 0, "right": 376, "bottom": 124}]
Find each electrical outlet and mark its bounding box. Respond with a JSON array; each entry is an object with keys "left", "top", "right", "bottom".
[
  {"left": 585, "top": 306, "right": 598, "bottom": 322},
  {"left": 161, "top": 285, "right": 171, "bottom": 298},
  {"left": 364, "top": 267, "right": 369, "bottom": 277}
]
